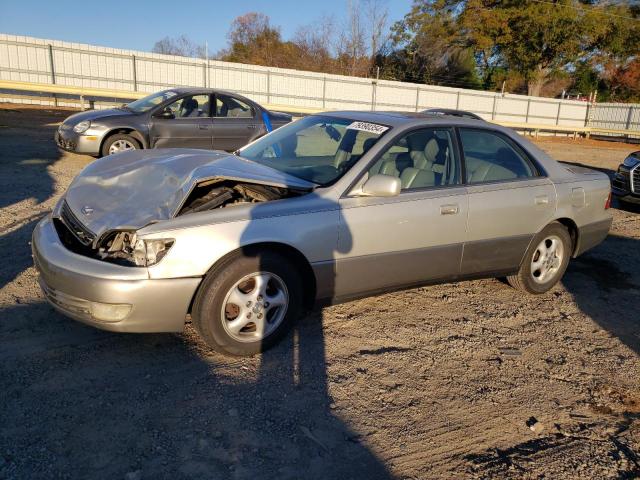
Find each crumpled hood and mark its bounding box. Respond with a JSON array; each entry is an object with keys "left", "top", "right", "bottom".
[
  {"left": 63, "top": 149, "right": 315, "bottom": 239},
  {"left": 62, "top": 108, "right": 132, "bottom": 126}
]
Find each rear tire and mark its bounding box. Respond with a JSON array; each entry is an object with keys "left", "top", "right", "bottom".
[
  {"left": 192, "top": 250, "right": 303, "bottom": 356},
  {"left": 507, "top": 222, "right": 572, "bottom": 294},
  {"left": 101, "top": 133, "right": 140, "bottom": 157}
]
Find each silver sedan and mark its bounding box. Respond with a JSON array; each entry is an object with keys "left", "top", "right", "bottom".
[{"left": 33, "top": 111, "right": 613, "bottom": 356}]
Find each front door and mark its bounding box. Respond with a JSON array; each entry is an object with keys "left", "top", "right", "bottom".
[
  {"left": 335, "top": 127, "right": 469, "bottom": 299},
  {"left": 458, "top": 127, "right": 556, "bottom": 275},
  {"left": 211, "top": 94, "right": 262, "bottom": 151},
  {"left": 149, "top": 94, "right": 213, "bottom": 149}
]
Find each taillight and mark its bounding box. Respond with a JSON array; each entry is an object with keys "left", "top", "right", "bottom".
[{"left": 605, "top": 192, "right": 612, "bottom": 210}]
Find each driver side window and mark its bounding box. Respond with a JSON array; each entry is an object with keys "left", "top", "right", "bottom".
[
  {"left": 165, "top": 94, "right": 210, "bottom": 118},
  {"left": 367, "top": 128, "right": 459, "bottom": 191}
]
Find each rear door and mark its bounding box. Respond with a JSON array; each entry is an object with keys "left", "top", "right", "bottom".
[
  {"left": 458, "top": 127, "right": 556, "bottom": 275},
  {"left": 211, "top": 94, "right": 263, "bottom": 151},
  {"left": 149, "top": 94, "right": 213, "bottom": 149}
]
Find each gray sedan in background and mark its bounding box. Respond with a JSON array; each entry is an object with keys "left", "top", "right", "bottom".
[
  {"left": 34, "top": 111, "right": 612, "bottom": 356},
  {"left": 55, "top": 88, "right": 291, "bottom": 156}
]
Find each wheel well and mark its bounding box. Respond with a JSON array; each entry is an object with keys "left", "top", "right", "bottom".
[
  {"left": 188, "top": 242, "right": 317, "bottom": 313},
  {"left": 554, "top": 217, "right": 579, "bottom": 256},
  {"left": 100, "top": 128, "right": 145, "bottom": 153}
]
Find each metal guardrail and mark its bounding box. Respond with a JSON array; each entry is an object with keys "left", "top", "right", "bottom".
[{"left": 1, "top": 79, "right": 638, "bottom": 139}]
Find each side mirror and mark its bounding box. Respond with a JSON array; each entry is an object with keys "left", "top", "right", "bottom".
[
  {"left": 360, "top": 174, "right": 401, "bottom": 197},
  {"left": 154, "top": 108, "right": 175, "bottom": 120}
]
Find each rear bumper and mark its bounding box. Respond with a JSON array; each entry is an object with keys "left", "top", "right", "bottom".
[
  {"left": 32, "top": 216, "right": 201, "bottom": 332},
  {"left": 574, "top": 217, "right": 613, "bottom": 257}
]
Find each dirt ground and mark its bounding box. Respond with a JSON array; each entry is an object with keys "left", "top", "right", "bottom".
[{"left": 1, "top": 104, "right": 639, "bottom": 480}]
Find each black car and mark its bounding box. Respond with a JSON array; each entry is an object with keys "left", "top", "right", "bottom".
[
  {"left": 55, "top": 88, "right": 292, "bottom": 157},
  {"left": 612, "top": 152, "right": 640, "bottom": 204}
]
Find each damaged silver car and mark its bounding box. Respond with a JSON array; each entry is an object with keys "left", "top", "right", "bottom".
[{"left": 33, "top": 112, "right": 613, "bottom": 356}]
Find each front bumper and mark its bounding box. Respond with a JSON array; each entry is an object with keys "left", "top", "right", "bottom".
[
  {"left": 32, "top": 216, "right": 201, "bottom": 333},
  {"left": 611, "top": 164, "right": 640, "bottom": 204},
  {"left": 55, "top": 127, "right": 102, "bottom": 155}
]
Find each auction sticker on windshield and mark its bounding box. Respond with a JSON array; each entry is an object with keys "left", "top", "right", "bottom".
[{"left": 347, "top": 121, "right": 389, "bottom": 135}]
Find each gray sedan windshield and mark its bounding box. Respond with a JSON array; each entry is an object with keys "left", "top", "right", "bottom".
[
  {"left": 125, "top": 90, "right": 179, "bottom": 113},
  {"left": 239, "top": 115, "right": 389, "bottom": 185}
]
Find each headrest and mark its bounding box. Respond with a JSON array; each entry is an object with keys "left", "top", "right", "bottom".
[{"left": 424, "top": 139, "right": 439, "bottom": 160}]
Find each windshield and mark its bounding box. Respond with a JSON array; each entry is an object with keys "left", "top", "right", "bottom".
[
  {"left": 125, "top": 90, "right": 179, "bottom": 113},
  {"left": 238, "top": 115, "right": 389, "bottom": 185}
]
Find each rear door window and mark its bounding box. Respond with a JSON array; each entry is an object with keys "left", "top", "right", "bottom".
[
  {"left": 459, "top": 129, "right": 536, "bottom": 184},
  {"left": 215, "top": 95, "right": 254, "bottom": 118}
]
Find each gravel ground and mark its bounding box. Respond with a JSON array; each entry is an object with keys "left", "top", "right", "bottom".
[{"left": 1, "top": 104, "right": 639, "bottom": 480}]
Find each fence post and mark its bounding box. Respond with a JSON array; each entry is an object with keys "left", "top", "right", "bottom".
[
  {"left": 555, "top": 102, "right": 562, "bottom": 125},
  {"left": 585, "top": 91, "right": 597, "bottom": 137},
  {"left": 131, "top": 55, "right": 138, "bottom": 91},
  {"left": 491, "top": 94, "right": 498, "bottom": 120},
  {"left": 415, "top": 87, "right": 420, "bottom": 112},
  {"left": 626, "top": 106, "right": 634, "bottom": 131},
  {"left": 456, "top": 91, "right": 460, "bottom": 109},
  {"left": 47, "top": 44, "right": 57, "bottom": 107},
  {"left": 322, "top": 76, "right": 327, "bottom": 109},
  {"left": 371, "top": 80, "right": 377, "bottom": 111},
  {"left": 267, "top": 70, "right": 271, "bottom": 104},
  {"left": 525, "top": 98, "right": 531, "bottom": 123}
]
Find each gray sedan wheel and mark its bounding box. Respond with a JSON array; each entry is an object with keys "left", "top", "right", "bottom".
[
  {"left": 101, "top": 133, "right": 140, "bottom": 157},
  {"left": 192, "top": 250, "right": 303, "bottom": 356},
  {"left": 507, "top": 222, "right": 572, "bottom": 294}
]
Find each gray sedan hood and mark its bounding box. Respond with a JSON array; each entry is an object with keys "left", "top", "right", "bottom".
[
  {"left": 63, "top": 149, "right": 315, "bottom": 238},
  {"left": 63, "top": 107, "right": 132, "bottom": 126}
]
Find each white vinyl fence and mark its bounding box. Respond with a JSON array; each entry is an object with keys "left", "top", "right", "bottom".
[{"left": 0, "top": 33, "right": 638, "bottom": 136}]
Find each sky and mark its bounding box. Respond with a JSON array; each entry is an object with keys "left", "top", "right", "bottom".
[{"left": 0, "top": 0, "right": 414, "bottom": 54}]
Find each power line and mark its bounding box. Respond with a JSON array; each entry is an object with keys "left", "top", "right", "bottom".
[{"left": 529, "top": 0, "right": 640, "bottom": 22}]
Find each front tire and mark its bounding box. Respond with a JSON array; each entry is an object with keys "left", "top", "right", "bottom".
[
  {"left": 507, "top": 222, "right": 572, "bottom": 294},
  {"left": 192, "top": 251, "right": 303, "bottom": 356},
  {"left": 101, "top": 133, "right": 140, "bottom": 157}
]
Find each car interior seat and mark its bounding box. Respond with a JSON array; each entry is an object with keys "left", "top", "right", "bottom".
[
  {"left": 466, "top": 156, "right": 515, "bottom": 183},
  {"left": 181, "top": 98, "right": 199, "bottom": 117}
]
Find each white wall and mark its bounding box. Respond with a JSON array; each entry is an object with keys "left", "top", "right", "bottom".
[{"left": 0, "top": 33, "right": 635, "bottom": 135}]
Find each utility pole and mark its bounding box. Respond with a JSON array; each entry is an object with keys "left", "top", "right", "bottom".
[{"left": 205, "top": 41, "right": 209, "bottom": 88}]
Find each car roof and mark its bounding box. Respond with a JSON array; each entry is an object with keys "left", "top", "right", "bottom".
[
  {"left": 422, "top": 108, "right": 485, "bottom": 120},
  {"left": 167, "top": 87, "right": 250, "bottom": 98},
  {"left": 320, "top": 110, "right": 492, "bottom": 129}
]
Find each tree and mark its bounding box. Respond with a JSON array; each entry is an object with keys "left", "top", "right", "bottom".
[
  {"left": 152, "top": 35, "right": 205, "bottom": 58},
  {"left": 219, "top": 12, "right": 291, "bottom": 67},
  {"left": 386, "top": 0, "right": 481, "bottom": 88}
]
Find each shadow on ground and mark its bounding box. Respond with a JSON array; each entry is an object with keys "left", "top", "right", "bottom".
[
  {"left": 0, "top": 301, "right": 393, "bottom": 479},
  {"left": 564, "top": 233, "right": 640, "bottom": 356}
]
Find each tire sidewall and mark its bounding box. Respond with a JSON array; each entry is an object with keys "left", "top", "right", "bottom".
[
  {"left": 520, "top": 223, "right": 572, "bottom": 294},
  {"left": 101, "top": 134, "right": 140, "bottom": 157},
  {"left": 193, "top": 251, "right": 303, "bottom": 356}
]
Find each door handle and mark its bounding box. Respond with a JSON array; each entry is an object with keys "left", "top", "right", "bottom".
[
  {"left": 247, "top": 124, "right": 258, "bottom": 129},
  {"left": 198, "top": 124, "right": 210, "bottom": 130},
  {"left": 535, "top": 195, "right": 549, "bottom": 205},
  {"left": 440, "top": 204, "right": 459, "bottom": 215}
]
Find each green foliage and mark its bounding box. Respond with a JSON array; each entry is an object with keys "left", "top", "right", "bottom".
[
  {"left": 393, "top": 0, "right": 639, "bottom": 98},
  {"left": 158, "top": 2, "right": 639, "bottom": 100}
]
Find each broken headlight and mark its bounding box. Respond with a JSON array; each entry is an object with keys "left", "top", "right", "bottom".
[{"left": 132, "top": 238, "right": 175, "bottom": 267}]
